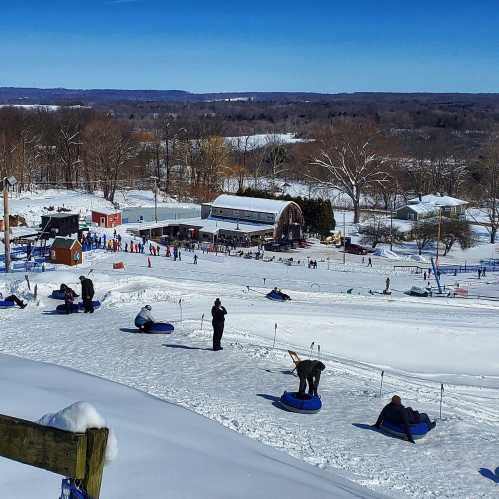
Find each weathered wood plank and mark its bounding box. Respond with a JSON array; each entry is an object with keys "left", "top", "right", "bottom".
[
  {"left": 0, "top": 413, "right": 87, "bottom": 478},
  {"left": 82, "top": 428, "right": 108, "bottom": 499}
]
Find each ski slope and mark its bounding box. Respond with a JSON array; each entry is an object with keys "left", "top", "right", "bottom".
[
  {"left": 0, "top": 244, "right": 498, "bottom": 498},
  {"left": 0, "top": 355, "right": 383, "bottom": 499}
]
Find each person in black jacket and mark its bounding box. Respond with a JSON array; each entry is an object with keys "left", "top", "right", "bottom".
[
  {"left": 79, "top": 275, "right": 95, "bottom": 313},
  {"left": 374, "top": 395, "right": 417, "bottom": 443},
  {"left": 296, "top": 360, "right": 325, "bottom": 397},
  {"left": 211, "top": 298, "right": 227, "bottom": 351}
]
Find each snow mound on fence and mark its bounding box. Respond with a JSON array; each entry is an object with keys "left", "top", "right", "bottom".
[
  {"left": 372, "top": 248, "right": 400, "bottom": 260},
  {"left": 38, "top": 401, "right": 118, "bottom": 463}
]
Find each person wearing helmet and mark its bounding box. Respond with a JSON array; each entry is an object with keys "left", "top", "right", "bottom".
[
  {"left": 135, "top": 305, "right": 155, "bottom": 332},
  {"left": 79, "top": 275, "right": 95, "bottom": 313}
]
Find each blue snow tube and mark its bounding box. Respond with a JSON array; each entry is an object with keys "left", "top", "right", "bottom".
[
  {"left": 51, "top": 290, "right": 66, "bottom": 300},
  {"left": 266, "top": 291, "right": 290, "bottom": 301},
  {"left": 0, "top": 300, "right": 15, "bottom": 309},
  {"left": 56, "top": 304, "right": 79, "bottom": 314},
  {"left": 380, "top": 420, "right": 431, "bottom": 440},
  {"left": 148, "top": 322, "right": 175, "bottom": 334},
  {"left": 279, "top": 391, "right": 322, "bottom": 414},
  {"left": 78, "top": 300, "right": 101, "bottom": 310}
]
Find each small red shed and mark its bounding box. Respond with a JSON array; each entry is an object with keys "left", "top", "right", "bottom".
[
  {"left": 51, "top": 237, "right": 83, "bottom": 266},
  {"left": 92, "top": 209, "right": 122, "bottom": 228}
]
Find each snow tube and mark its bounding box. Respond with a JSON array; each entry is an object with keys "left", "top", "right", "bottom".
[
  {"left": 148, "top": 322, "right": 175, "bottom": 334},
  {"left": 266, "top": 291, "right": 290, "bottom": 301},
  {"left": 0, "top": 301, "right": 15, "bottom": 309},
  {"left": 78, "top": 300, "right": 101, "bottom": 310},
  {"left": 56, "top": 304, "right": 79, "bottom": 314},
  {"left": 51, "top": 290, "right": 66, "bottom": 300},
  {"left": 279, "top": 391, "right": 322, "bottom": 414},
  {"left": 380, "top": 420, "right": 431, "bottom": 440}
]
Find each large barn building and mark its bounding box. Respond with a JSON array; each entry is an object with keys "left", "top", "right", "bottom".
[{"left": 128, "top": 194, "right": 304, "bottom": 245}]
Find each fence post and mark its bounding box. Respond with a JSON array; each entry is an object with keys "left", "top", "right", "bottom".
[
  {"left": 200, "top": 313, "right": 204, "bottom": 331},
  {"left": 439, "top": 384, "right": 444, "bottom": 420},
  {"left": 379, "top": 370, "right": 384, "bottom": 397},
  {"left": 272, "top": 323, "right": 278, "bottom": 349},
  {"left": 82, "top": 428, "right": 109, "bottom": 499}
]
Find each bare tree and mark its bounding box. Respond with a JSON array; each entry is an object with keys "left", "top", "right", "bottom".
[
  {"left": 412, "top": 220, "right": 437, "bottom": 255},
  {"left": 468, "top": 142, "right": 499, "bottom": 243},
  {"left": 310, "top": 120, "right": 391, "bottom": 223},
  {"left": 82, "top": 118, "right": 136, "bottom": 202}
]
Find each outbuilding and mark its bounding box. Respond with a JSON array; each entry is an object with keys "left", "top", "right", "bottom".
[
  {"left": 50, "top": 237, "right": 82, "bottom": 266},
  {"left": 91, "top": 209, "right": 122, "bottom": 228},
  {"left": 41, "top": 213, "right": 79, "bottom": 238}
]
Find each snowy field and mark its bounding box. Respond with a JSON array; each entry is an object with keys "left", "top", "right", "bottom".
[
  {"left": 0, "top": 239, "right": 498, "bottom": 498},
  {"left": 1, "top": 355, "right": 381, "bottom": 499},
  {"left": 0, "top": 190, "right": 498, "bottom": 498}
]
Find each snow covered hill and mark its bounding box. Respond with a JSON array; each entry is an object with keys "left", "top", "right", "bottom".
[
  {"left": 0, "top": 245, "right": 497, "bottom": 497},
  {"left": 0, "top": 354, "right": 385, "bottom": 499}
]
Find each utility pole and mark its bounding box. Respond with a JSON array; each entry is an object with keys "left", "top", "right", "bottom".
[
  {"left": 3, "top": 182, "right": 10, "bottom": 273},
  {"left": 151, "top": 177, "right": 158, "bottom": 223},
  {"left": 436, "top": 207, "right": 442, "bottom": 267},
  {"left": 389, "top": 194, "right": 395, "bottom": 251},
  {"left": 3, "top": 177, "right": 17, "bottom": 273},
  {"left": 343, "top": 212, "right": 346, "bottom": 265}
]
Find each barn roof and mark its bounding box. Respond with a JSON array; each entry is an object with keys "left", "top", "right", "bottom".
[
  {"left": 92, "top": 208, "right": 121, "bottom": 216},
  {"left": 408, "top": 194, "right": 468, "bottom": 207},
  {"left": 52, "top": 237, "right": 80, "bottom": 250},
  {"left": 211, "top": 194, "right": 294, "bottom": 216},
  {"left": 41, "top": 212, "right": 79, "bottom": 219}
]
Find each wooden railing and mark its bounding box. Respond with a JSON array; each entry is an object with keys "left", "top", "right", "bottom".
[{"left": 0, "top": 413, "right": 108, "bottom": 498}]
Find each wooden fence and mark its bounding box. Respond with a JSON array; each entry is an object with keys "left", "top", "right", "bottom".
[{"left": 0, "top": 413, "right": 108, "bottom": 498}]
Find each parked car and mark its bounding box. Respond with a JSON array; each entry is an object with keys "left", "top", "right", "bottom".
[{"left": 345, "top": 243, "right": 368, "bottom": 255}]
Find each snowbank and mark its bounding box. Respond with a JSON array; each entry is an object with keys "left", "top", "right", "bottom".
[
  {"left": 372, "top": 248, "right": 400, "bottom": 260},
  {"left": 38, "top": 401, "right": 118, "bottom": 463}
]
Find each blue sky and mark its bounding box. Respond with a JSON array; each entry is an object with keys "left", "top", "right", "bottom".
[{"left": 1, "top": 0, "right": 498, "bottom": 93}]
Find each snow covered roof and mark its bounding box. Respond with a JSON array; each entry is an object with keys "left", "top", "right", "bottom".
[
  {"left": 52, "top": 237, "right": 80, "bottom": 249},
  {"left": 401, "top": 203, "right": 439, "bottom": 215},
  {"left": 126, "top": 216, "right": 274, "bottom": 235},
  {"left": 408, "top": 194, "right": 468, "bottom": 207},
  {"left": 92, "top": 208, "right": 121, "bottom": 216},
  {"left": 211, "top": 194, "right": 292, "bottom": 216}
]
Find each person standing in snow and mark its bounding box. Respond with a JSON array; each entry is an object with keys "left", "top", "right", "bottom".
[
  {"left": 296, "top": 359, "right": 325, "bottom": 397},
  {"left": 193, "top": 254, "right": 198, "bottom": 265},
  {"left": 79, "top": 275, "right": 95, "bottom": 313},
  {"left": 211, "top": 298, "right": 227, "bottom": 351},
  {"left": 134, "top": 305, "right": 155, "bottom": 332},
  {"left": 368, "top": 257, "right": 373, "bottom": 267},
  {"left": 384, "top": 277, "right": 391, "bottom": 294}
]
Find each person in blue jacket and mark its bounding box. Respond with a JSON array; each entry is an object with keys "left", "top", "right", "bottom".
[{"left": 135, "top": 305, "right": 155, "bottom": 332}]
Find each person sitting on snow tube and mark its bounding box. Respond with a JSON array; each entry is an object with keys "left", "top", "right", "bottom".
[
  {"left": 373, "top": 395, "right": 436, "bottom": 443},
  {"left": 135, "top": 305, "right": 155, "bottom": 332},
  {"left": 0, "top": 293, "right": 26, "bottom": 309},
  {"left": 63, "top": 286, "right": 78, "bottom": 314},
  {"left": 296, "top": 359, "right": 325, "bottom": 398},
  {"left": 272, "top": 287, "right": 290, "bottom": 301}
]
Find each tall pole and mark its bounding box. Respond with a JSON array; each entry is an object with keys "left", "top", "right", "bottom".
[
  {"left": 343, "top": 212, "right": 346, "bottom": 265},
  {"left": 436, "top": 207, "right": 442, "bottom": 267},
  {"left": 390, "top": 198, "right": 394, "bottom": 251},
  {"left": 3, "top": 181, "right": 10, "bottom": 273},
  {"left": 153, "top": 177, "right": 158, "bottom": 223}
]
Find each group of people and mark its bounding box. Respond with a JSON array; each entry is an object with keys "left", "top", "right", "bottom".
[
  {"left": 59, "top": 276, "right": 95, "bottom": 314},
  {"left": 308, "top": 259, "right": 318, "bottom": 269},
  {"left": 134, "top": 297, "right": 227, "bottom": 352}
]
